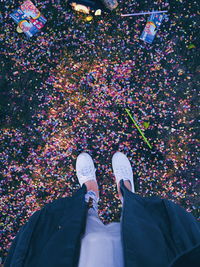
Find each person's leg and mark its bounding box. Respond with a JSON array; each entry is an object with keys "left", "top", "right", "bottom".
[
  {"left": 112, "top": 151, "right": 135, "bottom": 207},
  {"left": 84, "top": 180, "right": 99, "bottom": 214},
  {"left": 84, "top": 180, "right": 99, "bottom": 199},
  {"left": 84, "top": 180, "right": 132, "bottom": 214},
  {"left": 76, "top": 152, "right": 100, "bottom": 213},
  {"left": 117, "top": 180, "right": 132, "bottom": 204}
]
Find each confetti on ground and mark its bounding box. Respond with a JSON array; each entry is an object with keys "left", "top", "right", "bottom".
[{"left": 0, "top": 0, "right": 199, "bottom": 264}]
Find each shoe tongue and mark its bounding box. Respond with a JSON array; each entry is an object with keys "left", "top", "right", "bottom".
[
  {"left": 115, "top": 168, "right": 130, "bottom": 179},
  {"left": 80, "top": 167, "right": 92, "bottom": 174},
  {"left": 79, "top": 173, "right": 95, "bottom": 181}
]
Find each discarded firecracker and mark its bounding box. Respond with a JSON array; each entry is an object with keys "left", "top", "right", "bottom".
[
  {"left": 140, "top": 12, "right": 166, "bottom": 44},
  {"left": 101, "top": 0, "right": 118, "bottom": 10},
  {"left": 10, "top": 0, "right": 47, "bottom": 37}
]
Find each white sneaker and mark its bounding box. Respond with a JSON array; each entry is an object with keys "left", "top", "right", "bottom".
[
  {"left": 76, "top": 152, "right": 97, "bottom": 187},
  {"left": 112, "top": 151, "right": 135, "bottom": 193}
]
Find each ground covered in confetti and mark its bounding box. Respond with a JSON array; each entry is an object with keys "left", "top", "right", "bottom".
[{"left": 0, "top": 0, "right": 200, "bottom": 262}]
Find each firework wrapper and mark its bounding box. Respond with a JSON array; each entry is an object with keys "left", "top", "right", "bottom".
[
  {"left": 10, "top": 0, "right": 47, "bottom": 37},
  {"left": 140, "top": 12, "right": 165, "bottom": 44}
]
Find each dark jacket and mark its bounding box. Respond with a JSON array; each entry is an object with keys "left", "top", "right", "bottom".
[{"left": 4, "top": 179, "right": 200, "bottom": 267}]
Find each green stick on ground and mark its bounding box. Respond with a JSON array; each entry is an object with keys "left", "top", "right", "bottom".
[{"left": 125, "top": 108, "right": 153, "bottom": 149}]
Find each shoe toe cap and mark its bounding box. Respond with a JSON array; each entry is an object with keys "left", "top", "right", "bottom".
[
  {"left": 76, "top": 152, "right": 94, "bottom": 167},
  {"left": 112, "top": 152, "right": 130, "bottom": 165}
]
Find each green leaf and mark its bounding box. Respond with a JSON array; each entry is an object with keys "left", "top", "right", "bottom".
[
  {"left": 143, "top": 122, "right": 150, "bottom": 129},
  {"left": 188, "top": 44, "right": 196, "bottom": 49}
]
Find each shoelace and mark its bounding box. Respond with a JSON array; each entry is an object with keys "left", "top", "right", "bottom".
[
  {"left": 78, "top": 166, "right": 95, "bottom": 175},
  {"left": 78, "top": 167, "right": 96, "bottom": 182},
  {"left": 115, "top": 167, "right": 132, "bottom": 180}
]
